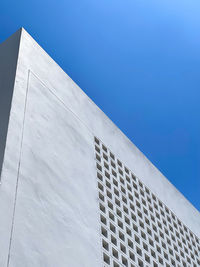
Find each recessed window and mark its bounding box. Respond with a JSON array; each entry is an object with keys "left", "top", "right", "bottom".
[
  {"left": 145, "top": 187, "right": 150, "bottom": 195},
  {"left": 134, "top": 235, "right": 140, "bottom": 244},
  {"left": 136, "top": 246, "right": 142, "bottom": 256},
  {"left": 149, "top": 238, "right": 154, "bottom": 247},
  {"left": 94, "top": 137, "right": 100, "bottom": 145},
  {"left": 124, "top": 216, "right": 130, "bottom": 225},
  {"left": 104, "top": 162, "right": 109, "bottom": 170},
  {"left": 99, "top": 203, "right": 105, "bottom": 213},
  {"left": 117, "top": 159, "right": 122, "bottom": 167},
  {"left": 118, "top": 168, "right": 123, "bottom": 176},
  {"left": 120, "top": 177, "right": 125, "bottom": 185},
  {"left": 151, "top": 249, "right": 156, "bottom": 258},
  {"left": 128, "top": 239, "right": 134, "bottom": 249},
  {"left": 131, "top": 173, "right": 136, "bottom": 181},
  {"left": 112, "top": 248, "right": 118, "bottom": 259},
  {"left": 130, "top": 203, "right": 135, "bottom": 212},
  {"left": 123, "top": 206, "right": 128, "bottom": 214},
  {"left": 102, "top": 144, "right": 107, "bottom": 152},
  {"left": 110, "top": 223, "right": 116, "bottom": 233},
  {"left": 116, "top": 208, "right": 122, "bottom": 217},
  {"left": 99, "top": 192, "right": 104, "bottom": 202},
  {"left": 95, "top": 145, "right": 100, "bottom": 153},
  {"left": 122, "top": 256, "right": 128, "bottom": 266},
  {"left": 98, "top": 182, "right": 104, "bottom": 192},
  {"left": 161, "top": 241, "right": 166, "bottom": 249},
  {"left": 113, "top": 261, "right": 120, "bottom": 267},
  {"left": 127, "top": 184, "right": 132, "bottom": 192},
  {"left": 126, "top": 175, "right": 130, "bottom": 183},
  {"left": 114, "top": 188, "right": 119, "bottom": 197},
  {"left": 122, "top": 195, "right": 127, "bottom": 204},
  {"left": 158, "top": 257, "right": 163, "bottom": 264},
  {"left": 102, "top": 239, "right": 109, "bottom": 251},
  {"left": 103, "top": 253, "right": 110, "bottom": 264},
  {"left": 132, "top": 223, "right": 138, "bottom": 233},
  {"left": 106, "top": 180, "right": 111, "bottom": 189},
  {"left": 156, "top": 245, "right": 161, "bottom": 254},
  {"left": 154, "top": 234, "right": 159, "bottom": 243},
  {"left": 126, "top": 227, "right": 132, "bottom": 236},
  {"left": 118, "top": 219, "right": 123, "bottom": 229},
  {"left": 164, "top": 252, "right": 168, "bottom": 260},
  {"left": 138, "top": 259, "right": 144, "bottom": 267},
  {"left": 145, "top": 254, "right": 150, "bottom": 263},
  {"left": 100, "top": 215, "right": 106, "bottom": 225},
  {"left": 109, "top": 211, "right": 114, "bottom": 221},
  {"left": 112, "top": 169, "right": 117, "bottom": 177},
  {"left": 101, "top": 226, "right": 107, "bottom": 237},
  {"left": 141, "top": 231, "right": 146, "bottom": 240},
  {"left": 143, "top": 242, "right": 148, "bottom": 251},
  {"left": 103, "top": 153, "right": 108, "bottom": 161},
  {"left": 133, "top": 183, "right": 138, "bottom": 190},
  {"left": 96, "top": 154, "right": 101, "bottom": 162},
  {"left": 137, "top": 210, "right": 142, "bottom": 219},
  {"left": 111, "top": 235, "right": 117, "bottom": 246},
  {"left": 120, "top": 243, "right": 126, "bottom": 254},
  {"left": 113, "top": 178, "right": 118, "bottom": 187},
  {"left": 131, "top": 213, "right": 136, "bottom": 222},
  {"left": 119, "top": 231, "right": 125, "bottom": 241},
  {"left": 139, "top": 220, "right": 144, "bottom": 229},
  {"left": 107, "top": 200, "right": 113, "bottom": 210},
  {"left": 106, "top": 190, "right": 112, "bottom": 199},
  {"left": 136, "top": 200, "right": 141, "bottom": 209},
  {"left": 128, "top": 194, "right": 133, "bottom": 202},
  {"left": 145, "top": 217, "right": 150, "bottom": 226},
  {"left": 105, "top": 171, "right": 110, "bottom": 179},
  {"left": 96, "top": 163, "right": 102, "bottom": 172},
  {"left": 121, "top": 186, "right": 126, "bottom": 194},
  {"left": 129, "top": 251, "right": 135, "bottom": 261},
  {"left": 115, "top": 198, "right": 120, "bottom": 207}
]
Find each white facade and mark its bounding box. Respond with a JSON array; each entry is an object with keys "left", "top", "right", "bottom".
[{"left": 0, "top": 28, "right": 199, "bottom": 267}]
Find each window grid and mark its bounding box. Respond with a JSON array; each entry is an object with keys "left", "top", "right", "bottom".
[{"left": 94, "top": 137, "right": 200, "bottom": 267}]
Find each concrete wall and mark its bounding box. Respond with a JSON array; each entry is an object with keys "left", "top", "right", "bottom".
[
  {"left": 0, "top": 28, "right": 199, "bottom": 267},
  {"left": 0, "top": 29, "right": 21, "bottom": 176}
]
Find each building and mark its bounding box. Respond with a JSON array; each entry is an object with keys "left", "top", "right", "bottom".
[{"left": 0, "top": 28, "right": 199, "bottom": 267}]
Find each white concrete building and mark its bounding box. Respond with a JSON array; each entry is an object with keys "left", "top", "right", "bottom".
[{"left": 0, "top": 28, "right": 199, "bottom": 267}]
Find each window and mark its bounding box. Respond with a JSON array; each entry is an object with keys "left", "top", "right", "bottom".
[
  {"left": 103, "top": 253, "right": 110, "bottom": 264},
  {"left": 111, "top": 235, "right": 117, "bottom": 246},
  {"left": 102, "top": 239, "right": 109, "bottom": 251}
]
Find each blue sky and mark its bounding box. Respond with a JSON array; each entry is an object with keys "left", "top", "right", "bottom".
[{"left": 0, "top": 0, "right": 200, "bottom": 211}]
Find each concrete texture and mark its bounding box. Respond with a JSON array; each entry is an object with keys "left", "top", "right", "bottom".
[
  {"left": 0, "top": 29, "right": 21, "bottom": 177},
  {"left": 0, "top": 28, "right": 199, "bottom": 266}
]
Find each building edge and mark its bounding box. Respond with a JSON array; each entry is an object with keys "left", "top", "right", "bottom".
[{"left": 0, "top": 28, "right": 22, "bottom": 180}]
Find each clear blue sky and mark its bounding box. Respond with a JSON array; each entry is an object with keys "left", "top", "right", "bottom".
[{"left": 0, "top": 0, "right": 200, "bottom": 211}]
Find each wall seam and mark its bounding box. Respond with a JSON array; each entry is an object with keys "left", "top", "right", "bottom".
[{"left": 7, "top": 69, "right": 30, "bottom": 267}]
